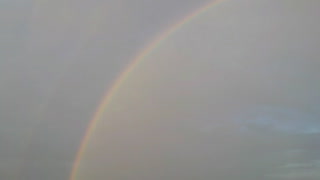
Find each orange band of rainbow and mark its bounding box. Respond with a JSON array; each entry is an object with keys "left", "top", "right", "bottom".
[{"left": 69, "top": 0, "right": 225, "bottom": 179}]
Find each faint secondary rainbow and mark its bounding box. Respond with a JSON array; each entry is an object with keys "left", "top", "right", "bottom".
[{"left": 69, "top": 0, "right": 226, "bottom": 179}]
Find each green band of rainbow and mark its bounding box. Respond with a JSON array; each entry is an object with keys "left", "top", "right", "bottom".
[{"left": 69, "top": 0, "right": 225, "bottom": 179}]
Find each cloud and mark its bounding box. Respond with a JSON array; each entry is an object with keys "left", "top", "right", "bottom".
[{"left": 266, "top": 170, "right": 320, "bottom": 179}]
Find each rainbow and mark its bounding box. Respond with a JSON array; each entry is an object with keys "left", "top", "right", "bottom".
[{"left": 69, "top": 0, "right": 226, "bottom": 179}]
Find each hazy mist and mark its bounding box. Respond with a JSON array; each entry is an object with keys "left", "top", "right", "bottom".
[{"left": 1, "top": 0, "right": 319, "bottom": 180}]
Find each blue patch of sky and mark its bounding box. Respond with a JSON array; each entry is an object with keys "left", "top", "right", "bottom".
[{"left": 236, "top": 105, "right": 320, "bottom": 134}]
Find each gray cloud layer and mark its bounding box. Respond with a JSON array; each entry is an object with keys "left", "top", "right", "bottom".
[
  {"left": 1, "top": 0, "right": 319, "bottom": 180},
  {"left": 0, "top": 0, "right": 211, "bottom": 179},
  {"left": 76, "top": 0, "right": 320, "bottom": 180}
]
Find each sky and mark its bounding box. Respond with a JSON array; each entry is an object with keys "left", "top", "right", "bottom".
[
  {"left": 1, "top": 0, "right": 320, "bottom": 180},
  {"left": 0, "top": 0, "right": 212, "bottom": 179}
]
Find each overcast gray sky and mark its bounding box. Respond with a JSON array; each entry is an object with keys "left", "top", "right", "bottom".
[
  {"left": 1, "top": 0, "right": 211, "bottom": 179},
  {"left": 1, "top": 0, "right": 320, "bottom": 180}
]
